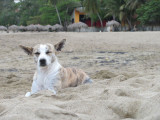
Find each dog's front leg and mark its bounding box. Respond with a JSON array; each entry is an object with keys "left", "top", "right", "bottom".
[
  {"left": 48, "top": 88, "right": 57, "bottom": 95},
  {"left": 44, "top": 78, "right": 58, "bottom": 95},
  {"left": 46, "top": 84, "right": 57, "bottom": 95},
  {"left": 25, "top": 81, "right": 42, "bottom": 97}
]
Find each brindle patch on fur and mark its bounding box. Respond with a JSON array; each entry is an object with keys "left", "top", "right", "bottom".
[
  {"left": 60, "top": 67, "right": 89, "bottom": 88},
  {"left": 72, "top": 68, "right": 77, "bottom": 74}
]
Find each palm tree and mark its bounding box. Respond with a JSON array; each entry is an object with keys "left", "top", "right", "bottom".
[
  {"left": 119, "top": 3, "right": 133, "bottom": 30},
  {"left": 49, "top": 0, "right": 81, "bottom": 27},
  {"left": 126, "top": 0, "right": 146, "bottom": 10},
  {"left": 104, "top": 0, "right": 125, "bottom": 20},
  {"left": 125, "top": 0, "right": 147, "bottom": 30},
  {"left": 63, "top": 0, "right": 81, "bottom": 30},
  {"left": 83, "top": 0, "right": 103, "bottom": 27},
  {"left": 104, "top": 0, "right": 133, "bottom": 30},
  {"left": 49, "top": 0, "right": 62, "bottom": 25}
]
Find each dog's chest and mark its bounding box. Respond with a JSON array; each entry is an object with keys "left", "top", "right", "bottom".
[{"left": 36, "top": 70, "right": 60, "bottom": 89}]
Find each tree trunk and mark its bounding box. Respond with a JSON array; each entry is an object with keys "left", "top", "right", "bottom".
[
  {"left": 64, "top": 7, "right": 69, "bottom": 31},
  {"left": 97, "top": 12, "right": 103, "bottom": 28},
  {"left": 113, "top": 14, "right": 116, "bottom": 20},
  {"left": 126, "top": 17, "right": 132, "bottom": 31},
  {"left": 91, "top": 18, "right": 93, "bottom": 27},
  {"left": 64, "top": 0, "right": 68, "bottom": 31},
  {"left": 54, "top": 4, "right": 62, "bottom": 26}
]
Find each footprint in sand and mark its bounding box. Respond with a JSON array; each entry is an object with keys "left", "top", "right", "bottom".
[
  {"left": 35, "top": 109, "right": 78, "bottom": 120},
  {"left": 115, "top": 89, "right": 130, "bottom": 97},
  {"left": 0, "top": 105, "right": 5, "bottom": 116}
]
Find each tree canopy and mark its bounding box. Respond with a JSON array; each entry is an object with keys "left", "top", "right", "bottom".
[
  {"left": 0, "top": 0, "right": 159, "bottom": 28},
  {"left": 136, "top": 0, "right": 160, "bottom": 25}
]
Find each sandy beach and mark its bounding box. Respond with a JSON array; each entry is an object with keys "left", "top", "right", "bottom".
[{"left": 0, "top": 32, "right": 160, "bottom": 120}]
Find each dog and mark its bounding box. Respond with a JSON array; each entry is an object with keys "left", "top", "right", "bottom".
[{"left": 20, "top": 39, "right": 92, "bottom": 97}]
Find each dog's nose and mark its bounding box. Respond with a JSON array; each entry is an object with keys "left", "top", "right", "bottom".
[{"left": 40, "top": 59, "right": 46, "bottom": 66}]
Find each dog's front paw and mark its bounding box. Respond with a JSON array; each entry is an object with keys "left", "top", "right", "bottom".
[
  {"left": 25, "top": 92, "right": 31, "bottom": 97},
  {"left": 48, "top": 89, "right": 57, "bottom": 95},
  {"left": 52, "top": 90, "right": 56, "bottom": 95}
]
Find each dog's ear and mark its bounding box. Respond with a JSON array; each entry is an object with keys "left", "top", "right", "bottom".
[
  {"left": 19, "top": 45, "right": 33, "bottom": 55},
  {"left": 54, "top": 39, "right": 66, "bottom": 51}
]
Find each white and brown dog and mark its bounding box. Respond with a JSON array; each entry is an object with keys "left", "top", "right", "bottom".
[{"left": 20, "top": 39, "right": 92, "bottom": 97}]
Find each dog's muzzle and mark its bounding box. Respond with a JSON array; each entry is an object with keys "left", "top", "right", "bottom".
[{"left": 40, "top": 59, "right": 47, "bottom": 67}]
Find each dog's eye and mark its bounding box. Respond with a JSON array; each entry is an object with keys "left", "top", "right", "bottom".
[
  {"left": 46, "top": 51, "right": 51, "bottom": 54},
  {"left": 35, "top": 52, "right": 40, "bottom": 55}
]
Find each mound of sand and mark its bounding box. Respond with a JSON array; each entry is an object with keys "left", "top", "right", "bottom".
[
  {"left": 1, "top": 32, "right": 160, "bottom": 120},
  {"left": 92, "top": 70, "right": 117, "bottom": 79},
  {"left": 1, "top": 74, "right": 160, "bottom": 120}
]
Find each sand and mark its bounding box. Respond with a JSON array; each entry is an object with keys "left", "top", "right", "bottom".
[{"left": 0, "top": 32, "right": 160, "bottom": 120}]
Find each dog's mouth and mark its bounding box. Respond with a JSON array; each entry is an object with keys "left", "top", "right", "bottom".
[{"left": 40, "top": 64, "right": 47, "bottom": 67}]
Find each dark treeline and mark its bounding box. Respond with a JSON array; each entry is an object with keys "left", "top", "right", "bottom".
[{"left": 0, "top": 0, "right": 160, "bottom": 29}]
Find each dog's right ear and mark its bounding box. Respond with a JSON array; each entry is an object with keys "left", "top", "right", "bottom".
[
  {"left": 54, "top": 39, "right": 66, "bottom": 51},
  {"left": 19, "top": 45, "right": 33, "bottom": 55}
]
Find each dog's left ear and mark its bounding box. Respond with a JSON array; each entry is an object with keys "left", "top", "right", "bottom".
[
  {"left": 19, "top": 45, "right": 33, "bottom": 55},
  {"left": 54, "top": 39, "right": 66, "bottom": 51}
]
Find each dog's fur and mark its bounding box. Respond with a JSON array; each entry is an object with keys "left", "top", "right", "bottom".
[{"left": 20, "top": 39, "right": 92, "bottom": 97}]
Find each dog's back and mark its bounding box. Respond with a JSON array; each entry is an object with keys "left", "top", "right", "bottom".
[{"left": 60, "top": 67, "right": 92, "bottom": 88}]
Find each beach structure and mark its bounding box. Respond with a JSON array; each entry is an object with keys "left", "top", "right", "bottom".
[
  {"left": 106, "top": 20, "right": 121, "bottom": 27},
  {"left": 18, "top": 26, "right": 26, "bottom": 32},
  {"left": 67, "top": 22, "right": 88, "bottom": 31},
  {"left": 44, "top": 25, "right": 54, "bottom": 31},
  {"left": 71, "top": 7, "right": 106, "bottom": 27},
  {"left": 52, "top": 24, "right": 63, "bottom": 31},
  {"left": 106, "top": 20, "right": 121, "bottom": 31},
  {"left": 0, "top": 26, "right": 7, "bottom": 31},
  {"left": 8, "top": 25, "right": 19, "bottom": 32},
  {"left": 26, "top": 25, "right": 37, "bottom": 31}
]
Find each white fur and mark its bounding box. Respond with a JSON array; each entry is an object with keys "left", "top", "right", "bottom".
[
  {"left": 25, "top": 44, "right": 62, "bottom": 97},
  {"left": 37, "top": 45, "right": 52, "bottom": 66}
]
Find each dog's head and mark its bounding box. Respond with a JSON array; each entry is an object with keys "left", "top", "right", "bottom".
[{"left": 20, "top": 39, "right": 66, "bottom": 67}]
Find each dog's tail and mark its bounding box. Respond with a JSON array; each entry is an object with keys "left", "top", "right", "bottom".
[{"left": 83, "top": 78, "right": 93, "bottom": 84}]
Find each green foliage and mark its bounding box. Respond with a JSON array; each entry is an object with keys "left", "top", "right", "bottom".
[
  {"left": 0, "top": 0, "right": 159, "bottom": 28},
  {"left": 136, "top": 0, "right": 160, "bottom": 25},
  {"left": 104, "top": 0, "right": 127, "bottom": 20},
  {"left": 0, "top": 0, "right": 81, "bottom": 26},
  {"left": 0, "top": 0, "right": 18, "bottom": 26},
  {"left": 83, "top": 0, "right": 100, "bottom": 14},
  {"left": 126, "top": 0, "right": 145, "bottom": 10},
  {"left": 83, "top": 0, "right": 103, "bottom": 27},
  {"left": 85, "top": 0, "right": 106, "bottom": 22},
  {"left": 103, "top": 0, "right": 146, "bottom": 29},
  {"left": 38, "top": 0, "right": 80, "bottom": 25},
  {"left": 39, "top": 5, "right": 57, "bottom": 25},
  {"left": 18, "top": 0, "right": 47, "bottom": 25},
  {"left": 27, "top": 16, "right": 42, "bottom": 25},
  {"left": 57, "top": 0, "right": 81, "bottom": 25}
]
